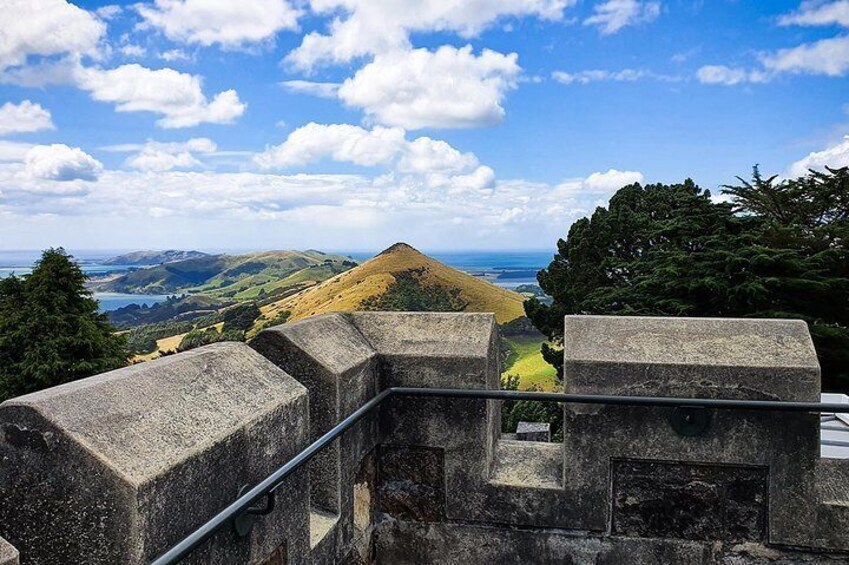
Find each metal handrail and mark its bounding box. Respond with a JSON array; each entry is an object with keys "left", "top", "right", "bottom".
[{"left": 150, "top": 387, "right": 849, "bottom": 565}]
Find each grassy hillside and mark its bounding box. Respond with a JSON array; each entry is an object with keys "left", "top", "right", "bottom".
[
  {"left": 202, "top": 262, "right": 350, "bottom": 299},
  {"left": 125, "top": 243, "right": 531, "bottom": 363},
  {"left": 260, "top": 243, "right": 526, "bottom": 325},
  {"left": 96, "top": 250, "right": 354, "bottom": 295},
  {"left": 501, "top": 335, "right": 557, "bottom": 391},
  {"left": 103, "top": 249, "right": 208, "bottom": 266},
  {"left": 109, "top": 294, "right": 227, "bottom": 328},
  {"left": 132, "top": 322, "right": 224, "bottom": 362}
]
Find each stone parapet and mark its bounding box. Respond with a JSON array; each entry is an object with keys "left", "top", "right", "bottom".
[
  {"left": 562, "top": 315, "right": 825, "bottom": 547},
  {"left": 0, "top": 343, "right": 310, "bottom": 564},
  {"left": 251, "top": 313, "right": 380, "bottom": 564},
  {"left": 1, "top": 313, "right": 847, "bottom": 564}
]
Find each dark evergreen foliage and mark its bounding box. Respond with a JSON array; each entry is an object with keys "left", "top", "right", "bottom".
[
  {"left": 526, "top": 167, "right": 849, "bottom": 391},
  {"left": 0, "top": 249, "right": 127, "bottom": 401},
  {"left": 177, "top": 327, "right": 240, "bottom": 351},
  {"left": 255, "top": 310, "right": 292, "bottom": 332},
  {"left": 125, "top": 320, "right": 196, "bottom": 355},
  {"left": 219, "top": 302, "right": 262, "bottom": 332},
  {"left": 361, "top": 268, "right": 468, "bottom": 312}
]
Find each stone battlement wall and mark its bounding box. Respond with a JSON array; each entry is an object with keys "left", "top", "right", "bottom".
[{"left": 1, "top": 313, "right": 848, "bottom": 564}]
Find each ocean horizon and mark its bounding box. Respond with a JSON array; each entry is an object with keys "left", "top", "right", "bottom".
[{"left": 0, "top": 248, "right": 550, "bottom": 311}]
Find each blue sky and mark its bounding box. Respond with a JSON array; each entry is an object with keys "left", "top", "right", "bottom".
[{"left": 0, "top": 0, "right": 847, "bottom": 251}]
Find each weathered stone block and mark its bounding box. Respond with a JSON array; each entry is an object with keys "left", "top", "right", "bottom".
[
  {"left": 372, "top": 520, "right": 712, "bottom": 564},
  {"left": 516, "top": 421, "right": 550, "bottom": 442},
  {"left": 0, "top": 537, "right": 18, "bottom": 565},
  {"left": 350, "top": 449, "right": 377, "bottom": 564},
  {"left": 352, "top": 312, "right": 582, "bottom": 530},
  {"left": 564, "top": 315, "right": 820, "bottom": 401},
  {"left": 377, "top": 445, "right": 445, "bottom": 522},
  {"left": 612, "top": 460, "right": 768, "bottom": 542},
  {"left": 350, "top": 312, "right": 498, "bottom": 386},
  {"left": 0, "top": 343, "right": 310, "bottom": 565},
  {"left": 252, "top": 314, "right": 379, "bottom": 514},
  {"left": 561, "top": 315, "right": 822, "bottom": 547},
  {"left": 490, "top": 439, "right": 561, "bottom": 490},
  {"left": 350, "top": 312, "right": 502, "bottom": 523},
  {"left": 811, "top": 458, "right": 849, "bottom": 551},
  {"left": 251, "top": 314, "right": 381, "bottom": 563}
]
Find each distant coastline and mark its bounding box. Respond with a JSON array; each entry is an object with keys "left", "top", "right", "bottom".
[{"left": 0, "top": 249, "right": 548, "bottom": 311}]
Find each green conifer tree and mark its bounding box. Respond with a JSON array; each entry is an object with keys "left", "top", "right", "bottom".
[
  {"left": 528, "top": 168, "right": 849, "bottom": 391},
  {"left": 0, "top": 249, "right": 127, "bottom": 401}
]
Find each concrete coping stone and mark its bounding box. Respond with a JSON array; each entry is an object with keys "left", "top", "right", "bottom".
[
  {"left": 0, "top": 536, "right": 18, "bottom": 565},
  {"left": 564, "top": 315, "right": 819, "bottom": 369},
  {"left": 2, "top": 342, "right": 308, "bottom": 486}
]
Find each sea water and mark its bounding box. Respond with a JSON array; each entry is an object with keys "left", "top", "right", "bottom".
[
  {"left": 0, "top": 249, "right": 552, "bottom": 311},
  {"left": 0, "top": 250, "right": 171, "bottom": 312}
]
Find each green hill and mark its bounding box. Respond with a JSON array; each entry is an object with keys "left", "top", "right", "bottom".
[
  {"left": 259, "top": 243, "right": 526, "bottom": 326},
  {"left": 96, "top": 250, "right": 355, "bottom": 295},
  {"left": 102, "top": 250, "right": 209, "bottom": 266}
]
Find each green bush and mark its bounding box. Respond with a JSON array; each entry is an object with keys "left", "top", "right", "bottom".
[{"left": 361, "top": 268, "right": 467, "bottom": 312}]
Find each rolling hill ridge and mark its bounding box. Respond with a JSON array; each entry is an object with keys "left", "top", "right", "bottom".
[
  {"left": 95, "top": 250, "right": 354, "bottom": 295},
  {"left": 258, "top": 242, "right": 526, "bottom": 327},
  {"left": 102, "top": 249, "right": 209, "bottom": 266}
]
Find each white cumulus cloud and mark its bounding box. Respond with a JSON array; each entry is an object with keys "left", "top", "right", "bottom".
[
  {"left": 0, "top": 101, "right": 55, "bottom": 136},
  {"left": 95, "top": 5, "right": 123, "bottom": 20},
  {"left": 337, "top": 45, "right": 520, "bottom": 129},
  {"left": 119, "top": 44, "right": 147, "bottom": 58},
  {"left": 583, "top": 169, "right": 644, "bottom": 191},
  {"left": 285, "top": 0, "right": 571, "bottom": 69},
  {"left": 159, "top": 49, "right": 192, "bottom": 62},
  {"left": 0, "top": 0, "right": 105, "bottom": 71},
  {"left": 24, "top": 144, "right": 103, "bottom": 181},
  {"left": 255, "top": 123, "right": 408, "bottom": 169},
  {"left": 253, "top": 123, "right": 499, "bottom": 194},
  {"left": 105, "top": 138, "right": 218, "bottom": 171},
  {"left": 778, "top": 1, "right": 849, "bottom": 28},
  {"left": 786, "top": 135, "right": 849, "bottom": 177},
  {"left": 137, "top": 0, "right": 301, "bottom": 49},
  {"left": 75, "top": 64, "right": 246, "bottom": 128},
  {"left": 761, "top": 35, "right": 849, "bottom": 77},
  {"left": 0, "top": 141, "right": 35, "bottom": 162},
  {"left": 584, "top": 0, "right": 661, "bottom": 35},
  {"left": 396, "top": 137, "right": 479, "bottom": 174}
]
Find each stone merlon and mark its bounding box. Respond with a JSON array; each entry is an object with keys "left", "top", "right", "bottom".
[{"left": 0, "top": 313, "right": 847, "bottom": 564}]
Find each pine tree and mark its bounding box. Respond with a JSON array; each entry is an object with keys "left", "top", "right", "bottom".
[
  {"left": 0, "top": 249, "right": 127, "bottom": 401},
  {"left": 528, "top": 168, "right": 849, "bottom": 391}
]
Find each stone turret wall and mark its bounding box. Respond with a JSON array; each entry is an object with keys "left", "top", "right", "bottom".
[
  {"left": 0, "top": 537, "right": 18, "bottom": 565},
  {"left": 1, "top": 313, "right": 848, "bottom": 564},
  {"left": 0, "top": 343, "right": 311, "bottom": 565}
]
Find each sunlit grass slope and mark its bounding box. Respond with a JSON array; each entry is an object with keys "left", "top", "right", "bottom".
[
  {"left": 260, "top": 242, "right": 526, "bottom": 325},
  {"left": 501, "top": 335, "right": 557, "bottom": 391}
]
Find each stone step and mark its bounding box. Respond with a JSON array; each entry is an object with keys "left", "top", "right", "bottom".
[
  {"left": 309, "top": 507, "right": 339, "bottom": 550},
  {"left": 489, "top": 439, "right": 561, "bottom": 490}
]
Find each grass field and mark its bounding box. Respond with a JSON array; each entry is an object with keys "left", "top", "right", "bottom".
[{"left": 501, "top": 336, "right": 557, "bottom": 391}]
